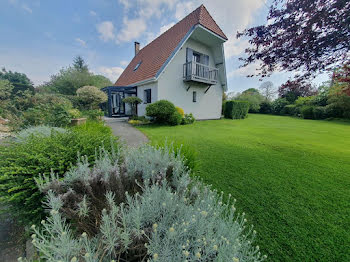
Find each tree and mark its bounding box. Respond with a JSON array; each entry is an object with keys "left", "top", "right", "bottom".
[
  {"left": 0, "top": 79, "right": 14, "bottom": 100},
  {"left": 278, "top": 80, "right": 317, "bottom": 103},
  {"left": 76, "top": 86, "right": 107, "bottom": 110},
  {"left": 40, "top": 58, "right": 112, "bottom": 95},
  {"left": 235, "top": 88, "right": 264, "bottom": 113},
  {"left": 123, "top": 96, "right": 142, "bottom": 117},
  {"left": 259, "top": 81, "right": 276, "bottom": 101},
  {"left": 73, "top": 56, "right": 88, "bottom": 72},
  {"left": 237, "top": 0, "right": 350, "bottom": 80},
  {"left": 332, "top": 63, "right": 350, "bottom": 95},
  {"left": 0, "top": 68, "right": 34, "bottom": 96},
  {"left": 91, "top": 75, "right": 113, "bottom": 89}
]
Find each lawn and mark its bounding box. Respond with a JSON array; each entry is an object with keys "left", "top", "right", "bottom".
[{"left": 138, "top": 114, "right": 350, "bottom": 262}]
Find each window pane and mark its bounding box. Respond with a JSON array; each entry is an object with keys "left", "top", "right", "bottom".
[{"left": 193, "top": 91, "right": 197, "bottom": 102}]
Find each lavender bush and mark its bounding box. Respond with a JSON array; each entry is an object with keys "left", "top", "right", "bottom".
[{"left": 25, "top": 144, "right": 266, "bottom": 262}]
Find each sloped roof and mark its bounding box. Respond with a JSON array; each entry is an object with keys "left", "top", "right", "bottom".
[{"left": 115, "top": 4, "right": 227, "bottom": 86}]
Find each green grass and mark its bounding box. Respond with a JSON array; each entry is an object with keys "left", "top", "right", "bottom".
[{"left": 138, "top": 114, "right": 350, "bottom": 262}]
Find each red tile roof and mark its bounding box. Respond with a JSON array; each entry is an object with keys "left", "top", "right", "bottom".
[{"left": 115, "top": 4, "right": 227, "bottom": 86}]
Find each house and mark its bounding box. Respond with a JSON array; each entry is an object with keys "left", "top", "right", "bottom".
[{"left": 104, "top": 4, "right": 228, "bottom": 120}]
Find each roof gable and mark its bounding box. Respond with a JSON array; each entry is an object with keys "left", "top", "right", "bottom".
[{"left": 115, "top": 5, "right": 227, "bottom": 86}]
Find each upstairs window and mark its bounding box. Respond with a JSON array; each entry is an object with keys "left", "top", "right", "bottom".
[
  {"left": 134, "top": 61, "right": 142, "bottom": 71},
  {"left": 144, "top": 89, "right": 151, "bottom": 104}
]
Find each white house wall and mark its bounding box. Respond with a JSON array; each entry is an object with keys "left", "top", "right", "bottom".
[
  {"left": 136, "top": 82, "right": 158, "bottom": 116},
  {"left": 157, "top": 38, "right": 224, "bottom": 120}
]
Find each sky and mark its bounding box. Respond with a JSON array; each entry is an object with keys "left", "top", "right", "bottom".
[{"left": 0, "top": 0, "right": 329, "bottom": 94}]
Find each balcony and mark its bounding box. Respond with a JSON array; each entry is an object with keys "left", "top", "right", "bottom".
[{"left": 183, "top": 61, "right": 218, "bottom": 85}]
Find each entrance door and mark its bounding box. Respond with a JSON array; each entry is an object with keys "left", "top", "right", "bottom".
[{"left": 111, "top": 92, "right": 125, "bottom": 116}]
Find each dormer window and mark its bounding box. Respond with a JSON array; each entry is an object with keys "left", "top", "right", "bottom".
[{"left": 134, "top": 61, "right": 142, "bottom": 71}]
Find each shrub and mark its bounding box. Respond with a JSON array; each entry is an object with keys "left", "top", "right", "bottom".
[
  {"left": 18, "top": 94, "right": 73, "bottom": 128},
  {"left": 22, "top": 103, "right": 72, "bottom": 127},
  {"left": 271, "top": 98, "right": 289, "bottom": 115},
  {"left": 301, "top": 105, "right": 314, "bottom": 119},
  {"left": 176, "top": 106, "right": 185, "bottom": 117},
  {"left": 68, "top": 108, "right": 81, "bottom": 119},
  {"left": 76, "top": 86, "right": 107, "bottom": 110},
  {"left": 130, "top": 115, "right": 148, "bottom": 121},
  {"left": 0, "top": 121, "right": 119, "bottom": 226},
  {"left": 325, "top": 104, "right": 344, "bottom": 118},
  {"left": 128, "top": 119, "right": 143, "bottom": 125},
  {"left": 222, "top": 101, "right": 226, "bottom": 115},
  {"left": 82, "top": 109, "right": 104, "bottom": 120},
  {"left": 313, "top": 106, "right": 327, "bottom": 120},
  {"left": 29, "top": 144, "right": 265, "bottom": 262},
  {"left": 168, "top": 110, "right": 183, "bottom": 126},
  {"left": 152, "top": 140, "right": 198, "bottom": 171},
  {"left": 16, "top": 126, "right": 66, "bottom": 143},
  {"left": 182, "top": 113, "right": 195, "bottom": 125},
  {"left": 224, "top": 100, "right": 249, "bottom": 119},
  {"left": 281, "top": 104, "right": 297, "bottom": 116},
  {"left": 295, "top": 96, "right": 316, "bottom": 107},
  {"left": 123, "top": 96, "right": 142, "bottom": 117},
  {"left": 259, "top": 101, "right": 272, "bottom": 114},
  {"left": 146, "top": 100, "right": 176, "bottom": 124}
]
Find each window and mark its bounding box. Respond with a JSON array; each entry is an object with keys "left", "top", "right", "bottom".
[
  {"left": 192, "top": 52, "right": 201, "bottom": 63},
  {"left": 134, "top": 61, "right": 142, "bottom": 71},
  {"left": 144, "top": 89, "right": 151, "bottom": 104},
  {"left": 193, "top": 91, "right": 197, "bottom": 102}
]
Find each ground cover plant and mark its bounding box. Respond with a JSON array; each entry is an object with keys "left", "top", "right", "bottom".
[
  {"left": 138, "top": 114, "right": 350, "bottom": 262},
  {"left": 27, "top": 144, "right": 265, "bottom": 262},
  {"left": 0, "top": 121, "right": 119, "bottom": 226}
]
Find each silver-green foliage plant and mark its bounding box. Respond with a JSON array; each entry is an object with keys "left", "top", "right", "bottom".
[
  {"left": 29, "top": 144, "right": 266, "bottom": 262},
  {"left": 16, "top": 125, "right": 67, "bottom": 143}
]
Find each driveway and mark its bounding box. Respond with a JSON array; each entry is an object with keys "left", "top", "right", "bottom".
[{"left": 104, "top": 117, "right": 149, "bottom": 147}]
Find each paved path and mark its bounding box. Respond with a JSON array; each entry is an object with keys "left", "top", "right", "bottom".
[{"left": 104, "top": 117, "right": 149, "bottom": 147}]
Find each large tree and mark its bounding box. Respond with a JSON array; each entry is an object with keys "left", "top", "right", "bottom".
[
  {"left": 0, "top": 68, "right": 34, "bottom": 96},
  {"left": 278, "top": 80, "right": 317, "bottom": 103},
  {"left": 259, "top": 81, "right": 276, "bottom": 101},
  {"left": 40, "top": 57, "right": 112, "bottom": 95},
  {"left": 237, "top": 0, "right": 350, "bottom": 79},
  {"left": 235, "top": 88, "right": 264, "bottom": 113}
]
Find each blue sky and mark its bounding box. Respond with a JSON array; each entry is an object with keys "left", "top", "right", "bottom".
[{"left": 0, "top": 0, "right": 329, "bottom": 94}]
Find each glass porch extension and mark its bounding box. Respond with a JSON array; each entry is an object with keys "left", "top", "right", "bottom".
[{"left": 183, "top": 61, "right": 218, "bottom": 85}]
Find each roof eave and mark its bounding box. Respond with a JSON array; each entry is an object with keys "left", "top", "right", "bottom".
[{"left": 197, "top": 24, "right": 228, "bottom": 42}]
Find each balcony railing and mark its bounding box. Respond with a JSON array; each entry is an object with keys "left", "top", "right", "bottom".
[{"left": 183, "top": 61, "right": 218, "bottom": 85}]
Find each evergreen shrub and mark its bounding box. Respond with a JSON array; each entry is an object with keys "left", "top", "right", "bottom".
[{"left": 224, "top": 100, "right": 250, "bottom": 119}]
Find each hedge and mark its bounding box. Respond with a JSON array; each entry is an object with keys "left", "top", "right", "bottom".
[{"left": 224, "top": 100, "right": 249, "bottom": 119}]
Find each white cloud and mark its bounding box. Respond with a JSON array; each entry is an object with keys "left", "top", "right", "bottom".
[
  {"left": 228, "top": 62, "right": 261, "bottom": 78},
  {"left": 96, "top": 21, "right": 115, "bottom": 42},
  {"left": 117, "top": 17, "right": 147, "bottom": 43},
  {"left": 116, "top": 0, "right": 178, "bottom": 44},
  {"left": 97, "top": 66, "right": 124, "bottom": 81},
  {"left": 120, "top": 60, "right": 129, "bottom": 66},
  {"left": 175, "top": 2, "right": 196, "bottom": 20},
  {"left": 89, "top": 10, "right": 97, "bottom": 16},
  {"left": 75, "top": 38, "right": 86, "bottom": 47},
  {"left": 21, "top": 4, "right": 32, "bottom": 13},
  {"left": 119, "top": 0, "right": 132, "bottom": 10},
  {"left": 159, "top": 22, "right": 175, "bottom": 34},
  {"left": 225, "top": 39, "right": 249, "bottom": 59}
]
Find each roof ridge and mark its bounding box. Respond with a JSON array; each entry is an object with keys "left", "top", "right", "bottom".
[
  {"left": 115, "top": 4, "right": 227, "bottom": 86},
  {"left": 137, "top": 5, "right": 203, "bottom": 54},
  {"left": 198, "top": 5, "right": 227, "bottom": 40}
]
